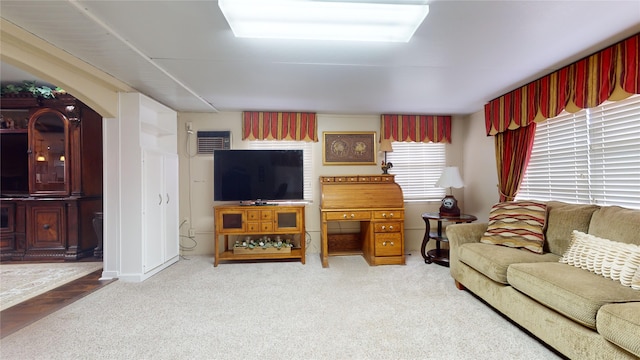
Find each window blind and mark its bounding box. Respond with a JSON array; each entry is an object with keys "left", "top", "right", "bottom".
[
  {"left": 247, "top": 140, "right": 313, "bottom": 201},
  {"left": 386, "top": 142, "right": 446, "bottom": 201},
  {"left": 517, "top": 94, "right": 640, "bottom": 209}
]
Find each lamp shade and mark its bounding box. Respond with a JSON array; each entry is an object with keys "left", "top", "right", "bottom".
[
  {"left": 379, "top": 139, "right": 393, "bottom": 153},
  {"left": 435, "top": 166, "right": 464, "bottom": 188}
]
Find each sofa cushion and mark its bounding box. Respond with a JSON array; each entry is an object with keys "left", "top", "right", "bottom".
[
  {"left": 544, "top": 201, "right": 599, "bottom": 256},
  {"left": 480, "top": 201, "right": 547, "bottom": 254},
  {"left": 588, "top": 205, "right": 640, "bottom": 246},
  {"left": 597, "top": 302, "right": 640, "bottom": 357},
  {"left": 560, "top": 230, "right": 640, "bottom": 288},
  {"left": 458, "top": 242, "right": 559, "bottom": 284},
  {"left": 507, "top": 262, "right": 640, "bottom": 329}
]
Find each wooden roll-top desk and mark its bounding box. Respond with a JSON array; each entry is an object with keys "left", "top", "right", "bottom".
[{"left": 319, "top": 175, "right": 405, "bottom": 268}]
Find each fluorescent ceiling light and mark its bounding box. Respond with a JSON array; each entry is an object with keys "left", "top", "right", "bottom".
[{"left": 218, "top": 0, "right": 429, "bottom": 43}]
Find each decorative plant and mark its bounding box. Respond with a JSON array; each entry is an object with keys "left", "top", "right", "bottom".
[
  {"left": 234, "top": 236, "right": 293, "bottom": 250},
  {"left": 1, "top": 81, "right": 65, "bottom": 99}
]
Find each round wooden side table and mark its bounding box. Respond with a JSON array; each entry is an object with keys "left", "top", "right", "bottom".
[{"left": 421, "top": 212, "right": 477, "bottom": 266}]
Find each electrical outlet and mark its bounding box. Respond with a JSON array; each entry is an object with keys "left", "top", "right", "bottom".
[{"left": 189, "top": 228, "right": 196, "bottom": 237}]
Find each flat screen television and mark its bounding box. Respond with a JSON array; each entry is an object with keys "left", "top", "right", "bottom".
[{"left": 213, "top": 149, "right": 304, "bottom": 203}]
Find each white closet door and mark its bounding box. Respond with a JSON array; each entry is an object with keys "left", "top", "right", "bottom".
[
  {"left": 143, "top": 149, "right": 164, "bottom": 272},
  {"left": 163, "top": 153, "right": 179, "bottom": 261}
]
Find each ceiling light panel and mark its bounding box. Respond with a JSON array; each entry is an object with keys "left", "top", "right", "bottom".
[{"left": 218, "top": 0, "right": 429, "bottom": 42}]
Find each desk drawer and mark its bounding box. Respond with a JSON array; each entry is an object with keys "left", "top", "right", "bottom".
[
  {"left": 324, "top": 211, "right": 371, "bottom": 221},
  {"left": 373, "top": 210, "right": 404, "bottom": 220},
  {"left": 374, "top": 222, "right": 401, "bottom": 233},
  {"left": 374, "top": 233, "right": 402, "bottom": 256},
  {"left": 247, "top": 222, "right": 274, "bottom": 232}
]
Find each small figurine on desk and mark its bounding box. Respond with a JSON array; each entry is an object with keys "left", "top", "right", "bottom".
[{"left": 381, "top": 161, "right": 393, "bottom": 174}]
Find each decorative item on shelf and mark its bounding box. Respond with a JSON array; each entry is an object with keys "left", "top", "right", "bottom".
[
  {"left": 58, "top": 139, "right": 65, "bottom": 162},
  {"left": 36, "top": 139, "right": 46, "bottom": 162},
  {"left": 380, "top": 138, "right": 393, "bottom": 174},
  {"left": 0, "top": 81, "right": 65, "bottom": 99},
  {"left": 435, "top": 166, "right": 464, "bottom": 217},
  {"left": 65, "top": 105, "right": 80, "bottom": 125},
  {"left": 233, "top": 235, "right": 293, "bottom": 254},
  {"left": 4, "top": 116, "right": 15, "bottom": 129}
]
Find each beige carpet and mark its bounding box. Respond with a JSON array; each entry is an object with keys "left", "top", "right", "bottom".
[
  {"left": 0, "top": 253, "right": 560, "bottom": 359},
  {"left": 0, "top": 262, "right": 103, "bottom": 311}
]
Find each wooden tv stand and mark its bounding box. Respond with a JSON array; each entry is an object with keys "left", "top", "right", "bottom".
[
  {"left": 213, "top": 204, "right": 306, "bottom": 266},
  {"left": 319, "top": 175, "right": 405, "bottom": 268}
]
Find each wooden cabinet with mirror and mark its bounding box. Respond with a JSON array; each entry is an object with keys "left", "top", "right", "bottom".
[{"left": 0, "top": 94, "right": 103, "bottom": 261}]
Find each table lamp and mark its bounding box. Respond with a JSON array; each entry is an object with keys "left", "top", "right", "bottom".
[
  {"left": 380, "top": 139, "right": 393, "bottom": 174},
  {"left": 435, "top": 166, "right": 463, "bottom": 217}
]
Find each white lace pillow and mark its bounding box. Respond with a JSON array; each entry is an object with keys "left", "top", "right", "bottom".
[
  {"left": 560, "top": 230, "right": 640, "bottom": 288},
  {"left": 633, "top": 268, "right": 640, "bottom": 291}
]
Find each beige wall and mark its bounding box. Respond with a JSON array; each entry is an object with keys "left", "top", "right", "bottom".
[
  {"left": 177, "top": 112, "right": 469, "bottom": 257},
  {"left": 460, "top": 110, "right": 500, "bottom": 223}
]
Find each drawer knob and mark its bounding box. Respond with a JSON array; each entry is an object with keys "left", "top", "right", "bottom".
[
  {"left": 43, "top": 224, "right": 50, "bottom": 230},
  {"left": 382, "top": 225, "right": 386, "bottom": 230},
  {"left": 389, "top": 226, "right": 394, "bottom": 230},
  {"left": 350, "top": 213, "right": 355, "bottom": 218},
  {"left": 382, "top": 241, "right": 395, "bottom": 246},
  {"left": 382, "top": 213, "right": 387, "bottom": 218},
  {"left": 343, "top": 214, "right": 347, "bottom": 218}
]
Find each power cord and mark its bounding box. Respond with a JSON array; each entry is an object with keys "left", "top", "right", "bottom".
[{"left": 180, "top": 126, "right": 198, "bottom": 252}]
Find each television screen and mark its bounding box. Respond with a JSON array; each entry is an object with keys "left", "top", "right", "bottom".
[{"left": 213, "top": 149, "right": 304, "bottom": 203}]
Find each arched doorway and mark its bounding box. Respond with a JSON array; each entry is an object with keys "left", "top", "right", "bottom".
[{"left": 1, "top": 20, "right": 133, "bottom": 277}]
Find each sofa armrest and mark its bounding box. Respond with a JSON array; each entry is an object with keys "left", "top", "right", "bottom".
[
  {"left": 446, "top": 222, "right": 488, "bottom": 248},
  {"left": 447, "top": 223, "right": 488, "bottom": 286}
]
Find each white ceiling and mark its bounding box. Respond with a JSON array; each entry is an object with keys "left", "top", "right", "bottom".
[{"left": 1, "top": 0, "right": 639, "bottom": 115}]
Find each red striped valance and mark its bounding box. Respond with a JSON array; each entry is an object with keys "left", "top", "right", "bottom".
[
  {"left": 485, "top": 33, "right": 640, "bottom": 135},
  {"left": 380, "top": 114, "right": 451, "bottom": 143},
  {"left": 242, "top": 112, "right": 318, "bottom": 142}
]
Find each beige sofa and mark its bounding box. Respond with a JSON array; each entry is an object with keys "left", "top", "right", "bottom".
[{"left": 447, "top": 201, "right": 640, "bottom": 360}]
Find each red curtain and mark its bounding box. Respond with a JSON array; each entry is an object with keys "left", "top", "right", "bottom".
[
  {"left": 380, "top": 114, "right": 451, "bottom": 143},
  {"left": 242, "top": 112, "right": 317, "bottom": 142},
  {"left": 485, "top": 33, "right": 640, "bottom": 135},
  {"left": 494, "top": 123, "right": 537, "bottom": 202}
]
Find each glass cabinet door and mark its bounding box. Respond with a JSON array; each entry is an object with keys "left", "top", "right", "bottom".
[
  {"left": 275, "top": 209, "right": 301, "bottom": 231},
  {"left": 29, "top": 109, "right": 70, "bottom": 196},
  {"left": 217, "top": 210, "right": 246, "bottom": 233}
]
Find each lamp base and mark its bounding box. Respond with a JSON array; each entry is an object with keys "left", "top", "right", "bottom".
[{"left": 439, "top": 195, "right": 460, "bottom": 217}]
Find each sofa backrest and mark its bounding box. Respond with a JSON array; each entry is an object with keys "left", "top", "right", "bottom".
[
  {"left": 588, "top": 205, "right": 640, "bottom": 246},
  {"left": 544, "top": 201, "right": 600, "bottom": 255}
]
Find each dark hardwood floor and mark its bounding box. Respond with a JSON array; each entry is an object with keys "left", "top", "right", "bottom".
[{"left": 0, "top": 269, "right": 116, "bottom": 339}]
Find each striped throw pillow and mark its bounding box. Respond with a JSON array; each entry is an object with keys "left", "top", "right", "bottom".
[{"left": 480, "top": 201, "right": 547, "bottom": 254}]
